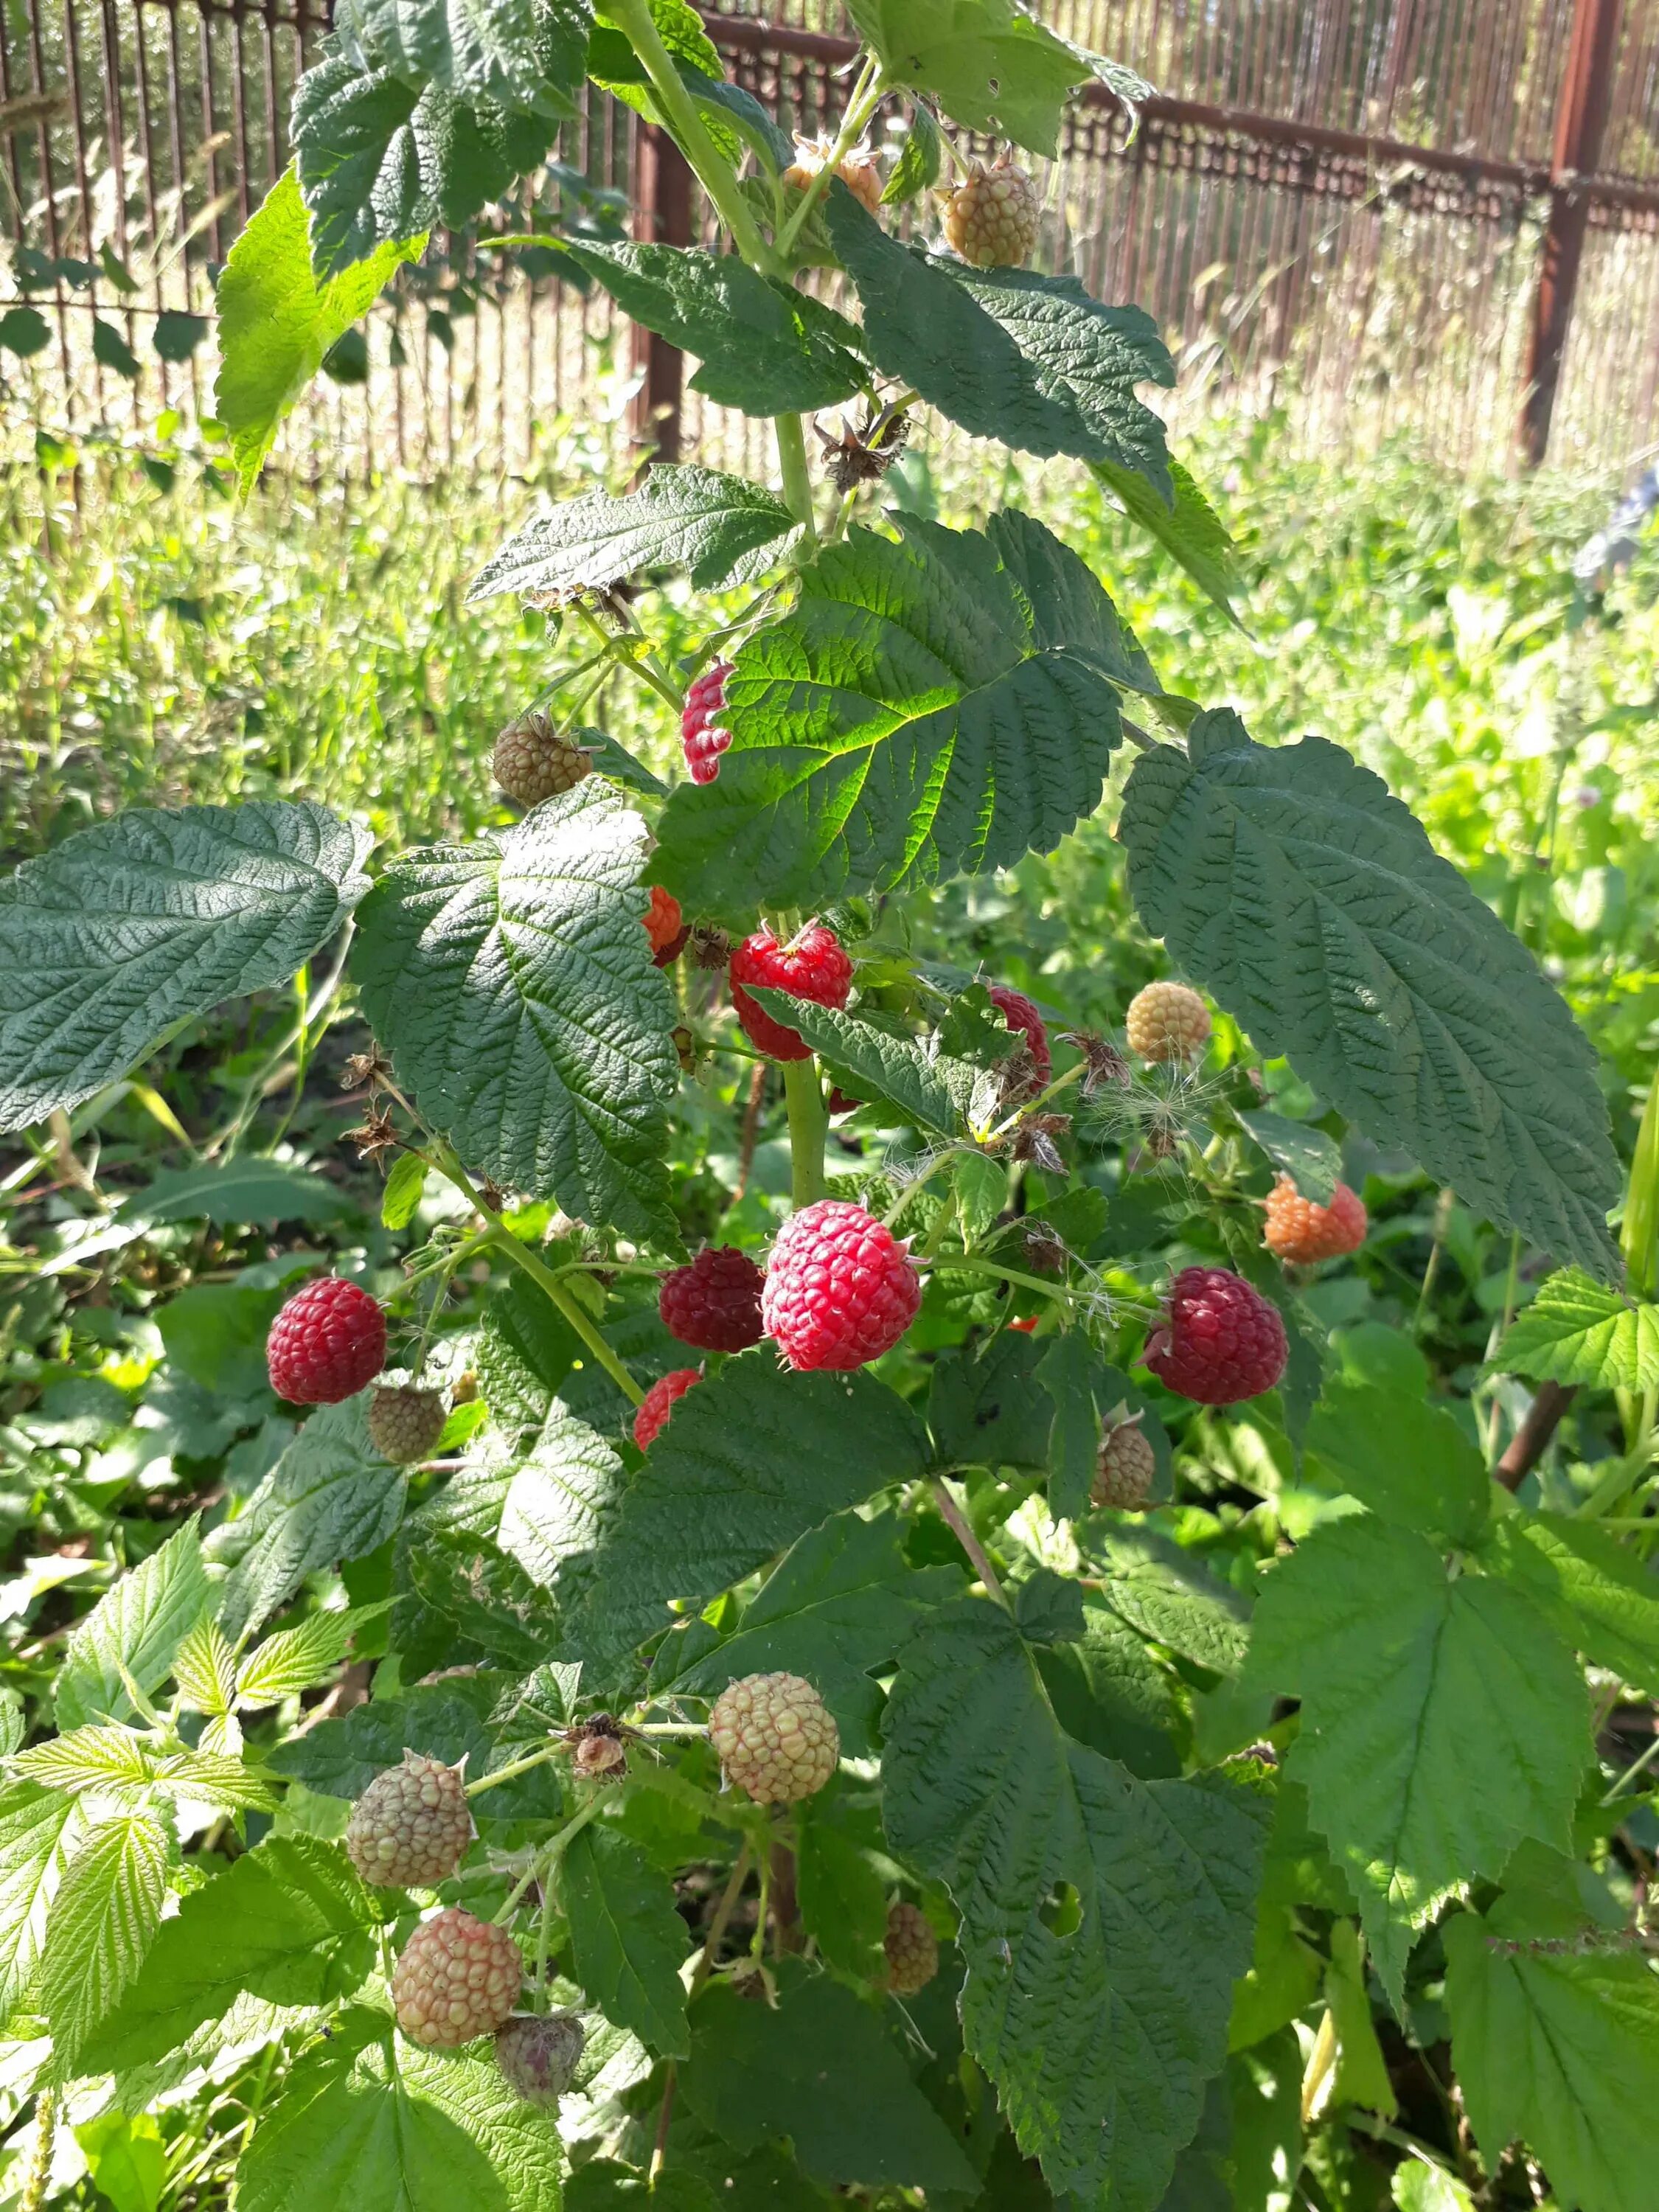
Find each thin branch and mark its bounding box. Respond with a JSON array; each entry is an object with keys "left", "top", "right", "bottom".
[
  {"left": 1496, "top": 1380, "right": 1576, "bottom": 1492},
  {"left": 932, "top": 1476, "right": 1006, "bottom": 1605}
]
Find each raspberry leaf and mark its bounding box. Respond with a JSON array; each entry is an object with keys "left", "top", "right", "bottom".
[
  {"left": 38, "top": 1812, "right": 170, "bottom": 2073},
  {"left": 1445, "top": 1907, "right": 1659, "bottom": 2212},
  {"left": 658, "top": 1508, "right": 963, "bottom": 1754},
  {"left": 55, "top": 1518, "right": 210, "bottom": 1732},
  {"left": 1305, "top": 1377, "right": 1490, "bottom": 1547},
  {"left": 80, "top": 1837, "right": 381, "bottom": 2076},
  {"left": 339, "top": 0, "right": 590, "bottom": 116},
  {"left": 650, "top": 514, "right": 1139, "bottom": 918},
  {"left": 843, "top": 0, "right": 1090, "bottom": 157},
  {"left": 563, "top": 1826, "right": 692, "bottom": 2056},
  {"left": 743, "top": 990, "right": 1001, "bottom": 1135},
  {"left": 351, "top": 782, "right": 681, "bottom": 1245},
  {"left": 929, "top": 1332, "right": 1054, "bottom": 1472},
  {"left": 468, "top": 465, "right": 799, "bottom": 600},
  {"left": 1246, "top": 1516, "right": 1593, "bottom": 2003},
  {"left": 1481, "top": 1509, "right": 1659, "bottom": 1696},
  {"left": 1120, "top": 712, "right": 1623, "bottom": 1279},
  {"left": 1032, "top": 1596, "right": 1181, "bottom": 1778},
  {"left": 495, "top": 1401, "right": 630, "bottom": 1616},
  {"left": 1092, "top": 456, "right": 1243, "bottom": 622},
  {"left": 1492, "top": 1266, "right": 1659, "bottom": 1391},
  {"left": 566, "top": 1349, "right": 929, "bottom": 1658},
  {"left": 883, "top": 1599, "right": 1267, "bottom": 2209},
  {"left": 0, "top": 1784, "right": 77, "bottom": 2019},
  {"left": 1074, "top": 1522, "right": 1251, "bottom": 1674},
  {"left": 0, "top": 799, "right": 371, "bottom": 1136},
  {"left": 561, "top": 239, "right": 868, "bottom": 415},
  {"left": 680, "top": 1964, "right": 980, "bottom": 2194},
  {"left": 237, "top": 2008, "right": 563, "bottom": 2212},
  {"left": 1237, "top": 1107, "right": 1342, "bottom": 1203}
]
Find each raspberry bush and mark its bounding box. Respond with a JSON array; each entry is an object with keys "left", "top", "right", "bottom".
[{"left": 0, "top": 7, "right": 1652, "bottom": 2211}]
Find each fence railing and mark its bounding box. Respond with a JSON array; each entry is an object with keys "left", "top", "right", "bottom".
[{"left": 1, "top": 0, "right": 1656, "bottom": 481}]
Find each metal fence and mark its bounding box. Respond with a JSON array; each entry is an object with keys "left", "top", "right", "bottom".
[{"left": 0, "top": 0, "right": 1656, "bottom": 481}]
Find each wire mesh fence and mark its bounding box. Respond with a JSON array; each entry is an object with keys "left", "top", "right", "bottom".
[{"left": 0, "top": 0, "right": 1656, "bottom": 484}]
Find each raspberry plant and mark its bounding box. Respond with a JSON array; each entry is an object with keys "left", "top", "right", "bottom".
[{"left": 0, "top": 4, "right": 1655, "bottom": 2209}]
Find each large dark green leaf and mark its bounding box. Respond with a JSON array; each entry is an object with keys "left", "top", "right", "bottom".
[
  {"left": 650, "top": 512, "right": 1139, "bottom": 920},
  {"left": 338, "top": 0, "right": 589, "bottom": 113},
  {"left": 883, "top": 1600, "right": 1267, "bottom": 2209},
  {"left": 566, "top": 1349, "right": 928, "bottom": 1658},
  {"left": 352, "top": 782, "right": 680, "bottom": 1243},
  {"left": 843, "top": 0, "right": 1089, "bottom": 156},
  {"left": 1119, "top": 711, "right": 1622, "bottom": 1278},
  {"left": 563, "top": 1825, "right": 692, "bottom": 2056},
  {"left": 0, "top": 800, "right": 369, "bottom": 1135}
]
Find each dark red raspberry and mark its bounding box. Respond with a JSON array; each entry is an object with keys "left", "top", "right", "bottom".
[
  {"left": 827, "top": 1088, "right": 863, "bottom": 1117},
  {"left": 633, "top": 1368, "right": 702, "bottom": 1450},
  {"left": 987, "top": 984, "right": 1051, "bottom": 1088},
  {"left": 762, "top": 1200, "right": 920, "bottom": 1371},
  {"left": 267, "top": 1278, "right": 386, "bottom": 1405},
  {"left": 1143, "top": 1267, "right": 1287, "bottom": 1405},
  {"left": 681, "top": 661, "right": 734, "bottom": 785},
  {"left": 660, "top": 1247, "right": 765, "bottom": 1353},
  {"left": 728, "top": 925, "right": 853, "bottom": 1062},
  {"left": 644, "top": 885, "right": 689, "bottom": 967}
]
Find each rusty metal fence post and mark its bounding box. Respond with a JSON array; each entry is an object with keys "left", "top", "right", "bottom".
[{"left": 630, "top": 121, "right": 692, "bottom": 464}]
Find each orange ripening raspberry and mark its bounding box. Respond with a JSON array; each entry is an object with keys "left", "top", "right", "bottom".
[
  {"left": 644, "top": 886, "right": 687, "bottom": 966},
  {"left": 1262, "top": 1175, "right": 1368, "bottom": 1264}
]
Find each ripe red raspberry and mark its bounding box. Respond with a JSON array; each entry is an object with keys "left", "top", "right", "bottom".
[
  {"left": 1125, "top": 981, "right": 1211, "bottom": 1065},
  {"left": 681, "top": 661, "right": 734, "bottom": 785},
  {"left": 728, "top": 924, "right": 853, "bottom": 1062},
  {"left": 368, "top": 1385, "right": 448, "bottom": 1466},
  {"left": 660, "top": 1247, "right": 765, "bottom": 1353},
  {"left": 942, "top": 155, "right": 1040, "bottom": 268},
  {"left": 346, "top": 1750, "right": 473, "bottom": 1887},
  {"left": 267, "top": 1278, "right": 386, "bottom": 1405},
  {"left": 987, "top": 984, "right": 1051, "bottom": 1088},
  {"left": 1092, "top": 1419, "right": 1155, "bottom": 1510},
  {"left": 762, "top": 1199, "right": 920, "bottom": 1371},
  {"left": 633, "top": 1367, "right": 702, "bottom": 1451},
  {"left": 709, "top": 1672, "right": 839, "bottom": 1803},
  {"left": 884, "top": 1902, "right": 939, "bottom": 1996},
  {"left": 493, "top": 710, "right": 592, "bottom": 808},
  {"left": 1262, "top": 1175, "right": 1368, "bottom": 1265},
  {"left": 1144, "top": 1267, "right": 1287, "bottom": 1405},
  {"left": 644, "top": 885, "right": 689, "bottom": 967},
  {"left": 392, "top": 1908, "right": 521, "bottom": 2048},
  {"left": 495, "top": 2011, "right": 585, "bottom": 2107}
]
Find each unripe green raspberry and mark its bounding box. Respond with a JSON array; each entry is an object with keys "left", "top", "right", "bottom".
[
  {"left": 493, "top": 710, "right": 592, "bottom": 808},
  {"left": 1125, "top": 981, "right": 1211, "bottom": 1064},
  {"left": 709, "top": 1672, "right": 838, "bottom": 1805},
  {"left": 1092, "top": 1420, "right": 1155, "bottom": 1511},
  {"left": 942, "top": 156, "right": 1040, "bottom": 268},
  {"left": 368, "top": 1385, "right": 448, "bottom": 1467},
  {"left": 393, "top": 1908, "right": 521, "bottom": 2047},
  {"left": 495, "top": 2011, "right": 585, "bottom": 2107},
  {"left": 346, "top": 1750, "right": 473, "bottom": 1888},
  {"left": 884, "top": 1901, "right": 939, "bottom": 1996}
]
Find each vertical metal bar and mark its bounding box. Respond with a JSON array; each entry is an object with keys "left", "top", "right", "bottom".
[
  {"left": 630, "top": 119, "right": 691, "bottom": 465},
  {"left": 1520, "top": 0, "right": 1624, "bottom": 464},
  {"left": 0, "top": 0, "right": 27, "bottom": 227},
  {"left": 200, "top": 10, "right": 224, "bottom": 261},
  {"left": 133, "top": 3, "right": 170, "bottom": 410}
]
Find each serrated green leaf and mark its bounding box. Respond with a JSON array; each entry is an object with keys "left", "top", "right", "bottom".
[
  {"left": 12, "top": 1724, "right": 154, "bottom": 1794},
  {"left": 571, "top": 725, "right": 669, "bottom": 799},
  {"left": 120, "top": 1158, "right": 358, "bottom": 1227},
  {"left": 1076, "top": 1521, "right": 1251, "bottom": 1673},
  {"left": 174, "top": 1618, "right": 238, "bottom": 1718},
  {"left": 954, "top": 1150, "right": 1009, "bottom": 1245},
  {"left": 681, "top": 1962, "right": 979, "bottom": 2193},
  {"left": 844, "top": 0, "right": 1088, "bottom": 156},
  {"left": 661, "top": 1509, "right": 961, "bottom": 1754},
  {"left": 469, "top": 465, "right": 797, "bottom": 602},
  {"left": 339, "top": 0, "right": 589, "bottom": 114},
  {"left": 158, "top": 1284, "right": 285, "bottom": 1396},
  {"left": 83, "top": 1837, "right": 380, "bottom": 2075},
  {"left": 212, "top": 1398, "right": 407, "bottom": 1641},
  {"left": 650, "top": 512, "right": 1135, "bottom": 920},
  {"left": 1119, "top": 712, "right": 1622, "bottom": 1279},
  {"left": 564, "top": 239, "right": 866, "bottom": 417},
  {"left": 1093, "top": 456, "right": 1242, "bottom": 624},
  {"left": 380, "top": 1151, "right": 427, "bottom": 1231},
  {"left": 0, "top": 1784, "right": 77, "bottom": 2015},
  {"left": 237, "top": 2008, "right": 563, "bottom": 2211},
  {"left": 883, "top": 1599, "right": 1267, "bottom": 2209},
  {"left": 563, "top": 1825, "right": 691, "bottom": 2056},
  {"left": 1494, "top": 1267, "right": 1659, "bottom": 1391},
  {"left": 795, "top": 1810, "right": 889, "bottom": 1980},
  {"left": 40, "top": 1812, "right": 170, "bottom": 2070},
  {"left": 928, "top": 1330, "right": 1054, "bottom": 1472},
  {"left": 235, "top": 1607, "right": 367, "bottom": 1701},
  {"left": 1039, "top": 1332, "right": 1105, "bottom": 1522},
  {"left": 566, "top": 1349, "right": 929, "bottom": 1659},
  {"left": 351, "top": 782, "right": 680, "bottom": 1244},
  {"left": 1237, "top": 1107, "right": 1340, "bottom": 1203},
  {"left": 476, "top": 1273, "right": 586, "bottom": 1440},
  {"left": 0, "top": 799, "right": 370, "bottom": 1135},
  {"left": 56, "top": 1520, "right": 210, "bottom": 1731},
  {"left": 1483, "top": 1509, "right": 1659, "bottom": 1695},
  {"left": 745, "top": 991, "right": 1000, "bottom": 1136},
  {"left": 149, "top": 1749, "right": 279, "bottom": 1812},
  {"left": 1246, "top": 1516, "right": 1591, "bottom": 2002},
  {"left": 1307, "top": 1378, "right": 1489, "bottom": 1546},
  {"left": 215, "top": 167, "right": 425, "bottom": 490},
  {"left": 1033, "top": 1593, "right": 1180, "bottom": 1778},
  {"left": 265, "top": 1683, "right": 490, "bottom": 1799},
  {"left": 1445, "top": 1907, "right": 1659, "bottom": 2212},
  {"left": 882, "top": 101, "right": 942, "bottom": 204},
  {"left": 496, "top": 1401, "right": 630, "bottom": 1621}
]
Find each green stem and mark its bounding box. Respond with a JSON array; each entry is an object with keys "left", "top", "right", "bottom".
[
  {"left": 605, "top": 0, "right": 776, "bottom": 273},
  {"left": 493, "top": 1793, "right": 608, "bottom": 1926},
  {"left": 774, "top": 57, "right": 886, "bottom": 257},
  {"left": 782, "top": 1057, "right": 828, "bottom": 1209},
  {"left": 466, "top": 1742, "right": 566, "bottom": 1799},
  {"left": 1602, "top": 1730, "right": 1659, "bottom": 1805},
  {"left": 773, "top": 411, "right": 819, "bottom": 546},
  {"left": 1624, "top": 1071, "right": 1659, "bottom": 1301}
]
